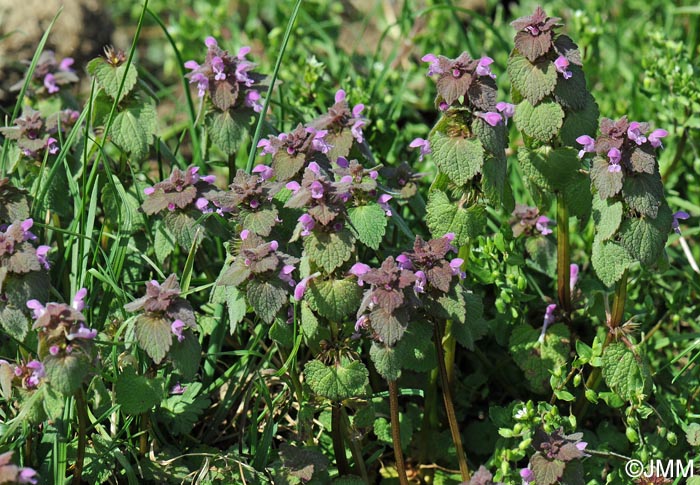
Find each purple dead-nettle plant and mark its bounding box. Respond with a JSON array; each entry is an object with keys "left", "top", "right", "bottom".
[
  {"left": 1, "top": 358, "right": 45, "bottom": 391},
  {"left": 0, "top": 218, "right": 52, "bottom": 276},
  {"left": 0, "top": 108, "right": 73, "bottom": 160},
  {"left": 511, "top": 204, "right": 555, "bottom": 237},
  {"left": 184, "top": 36, "right": 265, "bottom": 112},
  {"left": 141, "top": 166, "right": 220, "bottom": 215},
  {"left": 421, "top": 50, "right": 499, "bottom": 113},
  {"left": 28, "top": 288, "right": 97, "bottom": 359},
  {"left": 526, "top": 427, "right": 588, "bottom": 484},
  {"left": 124, "top": 274, "right": 197, "bottom": 363},
  {"left": 510, "top": 6, "right": 564, "bottom": 63},
  {"left": 379, "top": 161, "right": 425, "bottom": 199},
  {"left": 11, "top": 50, "right": 78, "bottom": 96},
  {"left": 400, "top": 234, "right": 465, "bottom": 294},
  {"left": 217, "top": 233, "right": 300, "bottom": 324},
  {"left": 0, "top": 450, "right": 39, "bottom": 484},
  {"left": 309, "top": 88, "right": 367, "bottom": 145}
]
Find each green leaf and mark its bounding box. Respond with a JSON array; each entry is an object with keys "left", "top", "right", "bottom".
[
  {"left": 395, "top": 321, "right": 436, "bottom": 372},
  {"left": 207, "top": 110, "right": 251, "bottom": 156},
  {"left": 592, "top": 197, "right": 623, "bottom": 242},
  {"left": 514, "top": 100, "right": 565, "bottom": 143},
  {"left": 369, "top": 343, "right": 401, "bottom": 381},
  {"left": 304, "top": 358, "right": 369, "bottom": 401},
  {"left": 153, "top": 219, "right": 175, "bottom": 264},
  {"left": 510, "top": 323, "right": 570, "bottom": 393},
  {"left": 160, "top": 382, "right": 211, "bottom": 435},
  {"left": 516, "top": 147, "right": 580, "bottom": 193},
  {"left": 303, "top": 229, "right": 355, "bottom": 273},
  {"left": 135, "top": 314, "right": 173, "bottom": 364},
  {"left": 590, "top": 156, "right": 623, "bottom": 200},
  {"left": 169, "top": 335, "right": 201, "bottom": 381},
  {"left": 44, "top": 354, "right": 91, "bottom": 395},
  {"left": 87, "top": 58, "right": 138, "bottom": 103},
  {"left": 325, "top": 130, "right": 354, "bottom": 161},
  {"left": 452, "top": 292, "right": 489, "bottom": 351},
  {"left": 0, "top": 304, "right": 29, "bottom": 340},
  {"left": 559, "top": 93, "right": 599, "bottom": 146},
  {"left": 429, "top": 129, "right": 484, "bottom": 185},
  {"left": 530, "top": 453, "right": 566, "bottom": 485},
  {"left": 563, "top": 172, "right": 591, "bottom": 223},
  {"left": 300, "top": 301, "right": 330, "bottom": 354},
  {"left": 622, "top": 171, "right": 664, "bottom": 218},
  {"left": 472, "top": 117, "right": 507, "bottom": 158},
  {"left": 276, "top": 443, "right": 330, "bottom": 483},
  {"left": 306, "top": 277, "right": 363, "bottom": 321},
  {"left": 210, "top": 284, "right": 247, "bottom": 334},
  {"left": 601, "top": 342, "right": 652, "bottom": 401},
  {"left": 426, "top": 190, "right": 486, "bottom": 246},
  {"left": 272, "top": 152, "right": 306, "bottom": 181},
  {"left": 373, "top": 416, "right": 413, "bottom": 452},
  {"left": 591, "top": 240, "right": 634, "bottom": 287},
  {"left": 239, "top": 206, "right": 279, "bottom": 237},
  {"left": 115, "top": 369, "right": 165, "bottom": 415},
  {"left": 525, "top": 236, "right": 557, "bottom": 275},
  {"left": 618, "top": 205, "right": 672, "bottom": 265},
  {"left": 347, "top": 203, "right": 387, "bottom": 250},
  {"left": 553, "top": 65, "right": 588, "bottom": 110},
  {"left": 163, "top": 211, "right": 203, "bottom": 250},
  {"left": 686, "top": 423, "right": 700, "bottom": 446},
  {"left": 246, "top": 279, "right": 288, "bottom": 324},
  {"left": 482, "top": 155, "right": 512, "bottom": 210},
  {"left": 507, "top": 51, "right": 558, "bottom": 105},
  {"left": 109, "top": 97, "right": 157, "bottom": 160}
]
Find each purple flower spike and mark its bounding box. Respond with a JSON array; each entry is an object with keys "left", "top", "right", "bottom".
[
  {"left": 414, "top": 270, "right": 427, "bottom": 293},
  {"left": 536, "top": 216, "right": 553, "bottom": 236},
  {"left": 476, "top": 56, "right": 496, "bottom": 79},
  {"left": 171, "top": 319, "right": 186, "bottom": 342},
  {"left": 286, "top": 181, "right": 301, "bottom": 193},
  {"left": 205, "top": 36, "right": 218, "bottom": 48},
  {"left": 72, "top": 288, "right": 88, "bottom": 311},
  {"left": 476, "top": 111, "right": 502, "bottom": 127},
  {"left": 627, "top": 121, "right": 647, "bottom": 145},
  {"left": 17, "top": 467, "right": 38, "bottom": 485},
  {"left": 349, "top": 262, "right": 371, "bottom": 286},
  {"left": 44, "top": 73, "right": 59, "bottom": 94},
  {"left": 307, "top": 161, "right": 321, "bottom": 175},
  {"left": 649, "top": 128, "right": 668, "bottom": 148},
  {"left": 570, "top": 263, "right": 579, "bottom": 293},
  {"left": 246, "top": 90, "right": 263, "bottom": 112},
  {"left": 539, "top": 303, "right": 557, "bottom": 343},
  {"left": 672, "top": 210, "right": 690, "bottom": 234},
  {"left": 396, "top": 254, "right": 413, "bottom": 270},
  {"left": 46, "top": 137, "right": 59, "bottom": 155},
  {"left": 279, "top": 264, "right": 296, "bottom": 287},
  {"left": 184, "top": 60, "right": 199, "bottom": 70},
  {"left": 144, "top": 187, "right": 155, "bottom": 195},
  {"left": 196, "top": 197, "right": 210, "bottom": 212},
  {"left": 26, "top": 300, "right": 46, "bottom": 319},
  {"left": 252, "top": 164, "right": 274, "bottom": 181},
  {"left": 310, "top": 180, "right": 325, "bottom": 199},
  {"left": 67, "top": 324, "right": 98, "bottom": 341},
  {"left": 335, "top": 89, "right": 346, "bottom": 103},
  {"left": 170, "top": 383, "right": 186, "bottom": 395},
  {"left": 378, "top": 194, "right": 393, "bottom": 216},
  {"left": 37, "top": 244, "right": 51, "bottom": 268},
  {"left": 59, "top": 57, "right": 75, "bottom": 71},
  {"left": 294, "top": 276, "right": 313, "bottom": 301},
  {"left": 257, "top": 138, "right": 276, "bottom": 155},
  {"left": 520, "top": 468, "right": 535, "bottom": 484},
  {"left": 575, "top": 135, "right": 596, "bottom": 159},
  {"left": 421, "top": 53, "right": 442, "bottom": 76},
  {"left": 554, "top": 55, "right": 572, "bottom": 79},
  {"left": 449, "top": 258, "right": 466, "bottom": 279},
  {"left": 495, "top": 102, "right": 515, "bottom": 124},
  {"left": 298, "top": 213, "right": 315, "bottom": 236},
  {"left": 355, "top": 314, "right": 369, "bottom": 333},
  {"left": 408, "top": 137, "right": 431, "bottom": 161},
  {"left": 351, "top": 120, "right": 366, "bottom": 144},
  {"left": 607, "top": 147, "right": 622, "bottom": 172}
]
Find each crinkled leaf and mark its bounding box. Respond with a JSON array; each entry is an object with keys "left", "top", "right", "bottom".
[
  {"left": 591, "top": 240, "right": 633, "bottom": 287},
  {"left": 207, "top": 110, "right": 250, "bottom": 156},
  {"left": 0, "top": 304, "right": 29, "bottom": 340},
  {"left": 482, "top": 155, "right": 512, "bottom": 210},
  {"left": 554, "top": 35, "right": 582, "bottom": 65},
  {"left": 560, "top": 459, "right": 585, "bottom": 485},
  {"left": 142, "top": 186, "right": 197, "bottom": 215},
  {"left": 507, "top": 51, "right": 558, "bottom": 105},
  {"left": 300, "top": 301, "right": 330, "bottom": 354},
  {"left": 217, "top": 259, "right": 252, "bottom": 287},
  {"left": 472, "top": 116, "right": 507, "bottom": 157},
  {"left": 110, "top": 97, "right": 157, "bottom": 161},
  {"left": 429, "top": 129, "right": 484, "bottom": 185},
  {"left": 347, "top": 203, "right": 387, "bottom": 250},
  {"left": 591, "top": 157, "right": 623, "bottom": 200},
  {"left": 468, "top": 76, "right": 498, "bottom": 111},
  {"left": 211, "top": 79, "right": 239, "bottom": 111},
  {"left": 395, "top": 321, "right": 436, "bottom": 372},
  {"left": 87, "top": 58, "right": 138, "bottom": 103},
  {"left": 602, "top": 342, "right": 652, "bottom": 401},
  {"left": 135, "top": 314, "right": 173, "bottom": 364},
  {"left": 513, "top": 100, "right": 564, "bottom": 143},
  {"left": 592, "top": 197, "right": 623, "bottom": 242},
  {"left": 514, "top": 28, "right": 554, "bottom": 62},
  {"left": 304, "top": 358, "right": 368, "bottom": 401},
  {"left": 160, "top": 382, "right": 210, "bottom": 435},
  {"left": 559, "top": 93, "right": 599, "bottom": 147},
  {"left": 169, "top": 335, "right": 201, "bottom": 381},
  {"left": 622, "top": 171, "right": 664, "bottom": 218},
  {"left": 369, "top": 343, "right": 401, "bottom": 381},
  {"left": 272, "top": 152, "right": 306, "bottom": 181},
  {"left": 553, "top": 65, "right": 588, "bottom": 110},
  {"left": 618, "top": 205, "right": 672, "bottom": 265},
  {"left": 426, "top": 190, "right": 486, "bottom": 246},
  {"left": 303, "top": 229, "right": 355, "bottom": 273},
  {"left": 370, "top": 306, "right": 407, "bottom": 346},
  {"left": 325, "top": 130, "right": 354, "bottom": 162},
  {"left": 525, "top": 237, "right": 557, "bottom": 275},
  {"left": 6, "top": 249, "right": 41, "bottom": 274},
  {"left": 686, "top": 423, "right": 700, "bottom": 446},
  {"left": 564, "top": 172, "right": 592, "bottom": 223},
  {"left": 4, "top": 270, "right": 48, "bottom": 309},
  {"left": 153, "top": 219, "right": 175, "bottom": 264},
  {"left": 306, "top": 277, "right": 362, "bottom": 321},
  {"left": 115, "top": 369, "right": 165, "bottom": 414},
  {"left": 240, "top": 206, "right": 278, "bottom": 237},
  {"left": 516, "top": 147, "right": 579, "bottom": 194},
  {"left": 452, "top": 291, "right": 488, "bottom": 350},
  {"left": 164, "top": 211, "right": 203, "bottom": 250},
  {"left": 246, "top": 279, "right": 288, "bottom": 324},
  {"left": 510, "top": 323, "right": 570, "bottom": 393},
  {"left": 0, "top": 180, "right": 30, "bottom": 223},
  {"left": 44, "top": 353, "right": 91, "bottom": 395},
  {"left": 530, "top": 453, "right": 566, "bottom": 485},
  {"left": 628, "top": 145, "right": 656, "bottom": 174},
  {"left": 278, "top": 443, "right": 329, "bottom": 483}
]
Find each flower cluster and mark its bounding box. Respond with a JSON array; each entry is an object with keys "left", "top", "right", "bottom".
[
  {"left": 184, "top": 37, "right": 264, "bottom": 112},
  {"left": 379, "top": 161, "right": 424, "bottom": 199},
  {"left": 11, "top": 50, "right": 78, "bottom": 96},
  {"left": 309, "top": 89, "right": 367, "bottom": 145},
  {"left": 0, "top": 451, "right": 38, "bottom": 484},
  {"left": 0, "top": 218, "right": 51, "bottom": 276},
  {"left": 577, "top": 116, "right": 667, "bottom": 174},
  {"left": 124, "top": 275, "right": 197, "bottom": 360},
  {"left": 511, "top": 204, "right": 554, "bottom": 237},
  {"left": 352, "top": 234, "right": 464, "bottom": 345},
  {"left": 0, "top": 108, "right": 79, "bottom": 160},
  {"left": 28, "top": 288, "right": 97, "bottom": 358},
  {"left": 0, "top": 358, "right": 45, "bottom": 391},
  {"left": 141, "top": 166, "right": 220, "bottom": 215},
  {"left": 421, "top": 51, "right": 501, "bottom": 119}
]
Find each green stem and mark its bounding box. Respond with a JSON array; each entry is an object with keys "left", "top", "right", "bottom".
[
  {"left": 331, "top": 404, "right": 350, "bottom": 476},
  {"left": 202, "top": 304, "right": 226, "bottom": 387},
  {"left": 388, "top": 380, "right": 409, "bottom": 485},
  {"left": 418, "top": 367, "right": 439, "bottom": 466},
  {"left": 434, "top": 321, "right": 470, "bottom": 482},
  {"left": 556, "top": 193, "right": 571, "bottom": 314},
  {"left": 574, "top": 270, "right": 628, "bottom": 418},
  {"left": 340, "top": 408, "right": 369, "bottom": 482},
  {"left": 73, "top": 389, "right": 88, "bottom": 484}
]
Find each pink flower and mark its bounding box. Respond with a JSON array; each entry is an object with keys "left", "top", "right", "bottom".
[
  {"left": 627, "top": 121, "right": 647, "bottom": 145},
  {"left": 246, "top": 90, "right": 263, "bottom": 112},
  {"left": 409, "top": 137, "right": 431, "bottom": 161},
  {"left": 476, "top": 111, "right": 502, "bottom": 127},
  {"left": 170, "top": 383, "right": 186, "bottom": 395},
  {"left": 46, "top": 137, "right": 59, "bottom": 155},
  {"left": 196, "top": 197, "right": 210, "bottom": 212},
  {"left": 449, "top": 258, "right": 466, "bottom": 279},
  {"left": 607, "top": 147, "right": 622, "bottom": 173},
  {"left": 49, "top": 345, "right": 60, "bottom": 356},
  {"left": 421, "top": 53, "right": 442, "bottom": 76},
  {"left": 349, "top": 263, "right": 371, "bottom": 286},
  {"left": 396, "top": 254, "right": 413, "bottom": 270},
  {"left": 59, "top": 57, "right": 75, "bottom": 72},
  {"left": 335, "top": 89, "right": 346, "bottom": 103},
  {"left": 66, "top": 324, "right": 97, "bottom": 341},
  {"left": 252, "top": 164, "right": 274, "bottom": 181},
  {"left": 570, "top": 264, "right": 579, "bottom": 293},
  {"left": 310, "top": 180, "right": 325, "bottom": 199},
  {"left": 378, "top": 194, "right": 393, "bottom": 216},
  {"left": 520, "top": 467, "right": 534, "bottom": 484},
  {"left": 26, "top": 300, "right": 46, "bottom": 319},
  {"left": 554, "top": 55, "right": 572, "bottom": 79},
  {"left": 476, "top": 56, "right": 496, "bottom": 79},
  {"left": 672, "top": 211, "right": 690, "bottom": 234},
  {"left": 257, "top": 138, "right": 276, "bottom": 155},
  {"left": 144, "top": 187, "right": 155, "bottom": 195},
  {"left": 72, "top": 288, "right": 87, "bottom": 311},
  {"left": 575, "top": 135, "right": 595, "bottom": 159},
  {"left": 536, "top": 216, "right": 553, "bottom": 236},
  {"left": 538, "top": 303, "right": 557, "bottom": 343},
  {"left": 351, "top": 120, "right": 366, "bottom": 144},
  {"left": 36, "top": 245, "right": 51, "bottom": 270},
  {"left": 279, "top": 265, "right": 296, "bottom": 287},
  {"left": 286, "top": 181, "right": 301, "bottom": 193},
  {"left": 495, "top": 102, "right": 515, "bottom": 124},
  {"left": 171, "top": 319, "right": 186, "bottom": 342},
  {"left": 205, "top": 36, "right": 218, "bottom": 48},
  {"left": 17, "top": 467, "right": 38, "bottom": 484},
  {"left": 298, "top": 213, "right": 315, "bottom": 236},
  {"left": 414, "top": 270, "right": 427, "bottom": 293},
  {"left": 294, "top": 276, "right": 313, "bottom": 301},
  {"left": 184, "top": 60, "right": 199, "bottom": 70},
  {"left": 44, "top": 73, "right": 59, "bottom": 94},
  {"left": 355, "top": 314, "right": 369, "bottom": 333},
  {"left": 649, "top": 128, "right": 668, "bottom": 148},
  {"left": 240, "top": 229, "right": 250, "bottom": 240}
]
